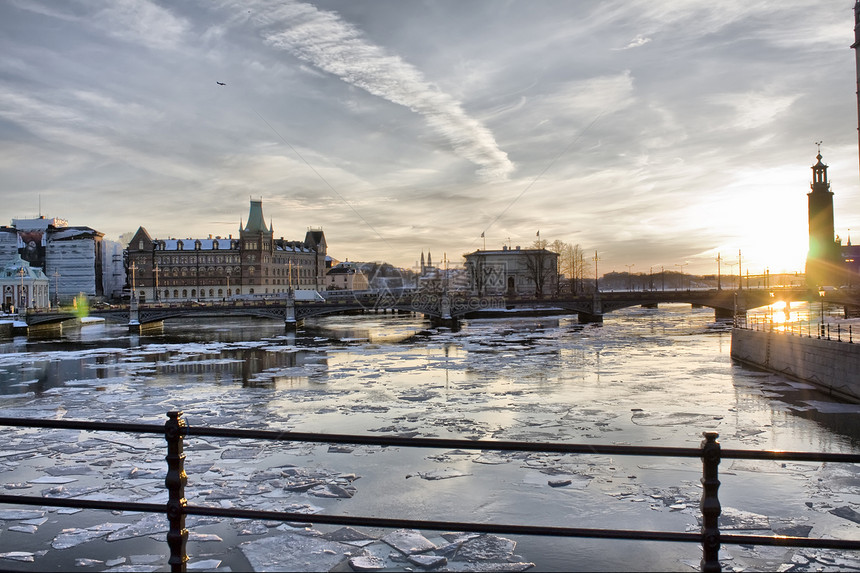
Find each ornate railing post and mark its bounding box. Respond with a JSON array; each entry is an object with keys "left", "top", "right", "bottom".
[
  {"left": 700, "top": 432, "right": 721, "bottom": 572},
  {"left": 165, "top": 411, "right": 188, "bottom": 572}
]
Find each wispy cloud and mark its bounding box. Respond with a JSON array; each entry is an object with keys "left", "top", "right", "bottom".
[
  {"left": 708, "top": 91, "right": 797, "bottom": 130},
  {"left": 254, "top": 0, "right": 515, "bottom": 181},
  {"left": 93, "top": 0, "right": 189, "bottom": 51},
  {"left": 619, "top": 35, "right": 651, "bottom": 50}
]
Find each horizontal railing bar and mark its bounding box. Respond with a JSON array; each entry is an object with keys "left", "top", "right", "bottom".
[
  {"left": 720, "top": 532, "right": 860, "bottom": 550},
  {"left": 2, "top": 417, "right": 858, "bottom": 464},
  {"left": 0, "top": 494, "right": 165, "bottom": 514},
  {"left": 0, "top": 417, "right": 163, "bottom": 435},
  {"left": 5, "top": 494, "right": 859, "bottom": 553},
  {"left": 720, "top": 448, "right": 860, "bottom": 463},
  {"left": 182, "top": 504, "right": 702, "bottom": 543},
  {"left": 186, "top": 427, "right": 708, "bottom": 458}
]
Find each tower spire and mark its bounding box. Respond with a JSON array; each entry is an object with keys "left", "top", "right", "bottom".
[{"left": 806, "top": 147, "right": 839, "bottom": 287}]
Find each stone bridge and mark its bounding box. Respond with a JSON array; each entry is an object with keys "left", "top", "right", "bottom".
[{"left": 19, "top": 287, "right": 860, "bottom": 333}]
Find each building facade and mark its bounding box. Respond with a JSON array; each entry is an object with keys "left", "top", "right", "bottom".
[
  {"left": 1, "top": 255, "right": 50, "bottom": 312},
  {"left": 0, "top": 216, "right": 109, "bottom": 304},
  {"left": 325, "top": 262, "right": 370, "bottom": 291},
  {"left": 464, "top": 245, "right": 559, "bottom": 298},
  {"left": 125, "top": 200, "right": 327, "bottom": 302}
]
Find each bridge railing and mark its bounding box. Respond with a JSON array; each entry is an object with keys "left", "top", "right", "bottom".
[
  {"left": 1, "top": 412, "right": 859, "bottom": 572},
  {"left": 739, "top": 314, "right": 854, "bottom": 343}
]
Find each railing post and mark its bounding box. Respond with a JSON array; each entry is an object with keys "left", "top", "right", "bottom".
[
  {"left": 165, "top": 411, "right": 188, "bottom": 572},
  {"left": 700, "top": 432, "right": 721, "bottom": 573}
]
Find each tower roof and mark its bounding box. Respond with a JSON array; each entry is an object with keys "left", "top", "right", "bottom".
[{"left": 244, "top": 199, "right": 269, "bottom": 233}]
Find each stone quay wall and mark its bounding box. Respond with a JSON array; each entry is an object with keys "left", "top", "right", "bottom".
[{"left": 731, "top": 327, "right": 860, "bottom": 403}]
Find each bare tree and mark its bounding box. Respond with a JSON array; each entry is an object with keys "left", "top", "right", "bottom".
[
  {"left": 547, "top": 240, "right": 585, "bottom": 294},
  {"left": 525, "top": 238, "right": 557, "bottom": 298}
]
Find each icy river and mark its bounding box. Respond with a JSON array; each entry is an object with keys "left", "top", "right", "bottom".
[{"left": 1, "top": 303, "right": 860, "bottom": 572}]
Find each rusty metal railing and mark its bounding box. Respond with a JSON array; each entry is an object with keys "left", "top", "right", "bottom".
[{"left": 1, "top": 412, "right": 860, "bottom": 572}]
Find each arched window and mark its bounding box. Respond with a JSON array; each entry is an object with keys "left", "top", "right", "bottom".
[
  {"left": 182, "top": 289, "right": 188, "bottom": 297},
  {"left": 191, "top": 289, "right": 196, "bottom": 298},
  {"left": 174, "top": 289, "right": 179, "bottom": 298},
  {"left": 209, "top": 289, "right": 214, "bottom": 297}
]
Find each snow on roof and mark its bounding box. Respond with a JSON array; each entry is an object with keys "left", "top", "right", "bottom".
[{"left": 158, "top": 238, "right": 234, "bottom": 251}]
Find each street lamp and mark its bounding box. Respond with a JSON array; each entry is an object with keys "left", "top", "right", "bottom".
[
  {"left": 53, "top": 270, "right": 60, "bottom": 308},
  {"left": 819, "top": 288, "right": 825, "bottom": 338},
  {"left": 625, "top": 264, "right": 635, "bottom": 291},
  {"left": 675, "top": 262, "right": 688, "bottom": 290},
  {"left": 716, "top": 253, "right": 722, "bottom": 291},
  {"left": 18, "top": 266, "right": 25, "bottom": 312}
]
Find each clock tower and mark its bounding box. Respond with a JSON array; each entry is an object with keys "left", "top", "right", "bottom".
[{"left": 805, "top": 150, "right": 842, "bottom": 287}]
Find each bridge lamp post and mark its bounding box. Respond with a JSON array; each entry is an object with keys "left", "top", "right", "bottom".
[
  {"left": 675, "top": 262, "right": 688, "bottom": 290},
  {"left": 625, "top": 264, "right": 635, "bottom": 290},
  {"left": 53, "top": 270, "right": 60, "bottom": 308},
  {"left": 819, "top": 288, "right": 825, "bottom": 337},
  {"left": 19, "top": 266, "right": 25, "bottom": 311},
  {"left": 768, "top": 292, "right": 774, "bottom": 327}
]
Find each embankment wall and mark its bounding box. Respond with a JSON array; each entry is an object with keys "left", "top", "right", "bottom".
[{"left": 731, "top": 327, "right": 860, "bottom": 403}]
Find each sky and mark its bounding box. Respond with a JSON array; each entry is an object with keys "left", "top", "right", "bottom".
[{"left": 2, "top": 0, "right": 860, "bottom": 277}]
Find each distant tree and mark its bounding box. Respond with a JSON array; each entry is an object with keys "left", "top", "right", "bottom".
[
  {"left": 525, "top": 238, "right": 556, "bottom": 298},
  {"left": 465, "top": 252, "right": 490, "bottom": 296},
  {"left": 547, "top": 240, "right": 586, "bottom": 294}
]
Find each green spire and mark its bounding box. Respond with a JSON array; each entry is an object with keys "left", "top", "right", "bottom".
[{"left": 244, "top": 199, "right": 268, "bottom": 233}]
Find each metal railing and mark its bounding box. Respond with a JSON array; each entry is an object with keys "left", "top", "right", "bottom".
[
  {"left": 1, "top": 412, "right": 860, "bottom": 572},
  {"left": 738, "top": 314, "right": 854, "bottom": 343}
]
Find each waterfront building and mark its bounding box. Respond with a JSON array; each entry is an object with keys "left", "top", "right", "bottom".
[
  {"left": 0, "top": 216, "right": 113, "bottom": 304},
  {"left": 325, "top": 261, "right": 370, "bottom": 291},
  {"left": 0, "top": 254, "right": 50, "bottom": 312},
  {"left": 841, "top": 239, "right": 860, "bottom": 287},
  {"left": 125, "top": 200, "right": 327, "bottom": 302},
  {"left": 463, "top": 245, "right": 559, "bottom": 297}
]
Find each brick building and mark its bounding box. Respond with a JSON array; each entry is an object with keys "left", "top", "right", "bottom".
[{"left": 126, "top": 200, "right": 327, "bottom": 302}]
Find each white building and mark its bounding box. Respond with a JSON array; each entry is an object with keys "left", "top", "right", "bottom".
[
  {"left": 0, "top": 216, "right": 112, "bottom": 304},
  {"left": 1, "top": 255, "right": 50, "bottom": 312},
  {"left": 463, "top": 246, "right": 559, "bottom": 298}
]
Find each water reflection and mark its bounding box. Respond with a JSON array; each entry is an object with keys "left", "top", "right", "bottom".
[{"left": 0, "top": 316, "right": 431, "bottom": 395}]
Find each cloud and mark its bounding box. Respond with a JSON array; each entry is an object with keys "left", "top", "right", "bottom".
[
  {"left": 92, "top": 0, "right": 189, "bottom": 51},
  {"left": 619, "top": 35, "right": 651, "bottom": 50},
  {"left": 254, "top": 0, "right": 515, "bottom": 181},
  {"left": 708, "top": 91, "right": 797, "bottom": 130}
]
